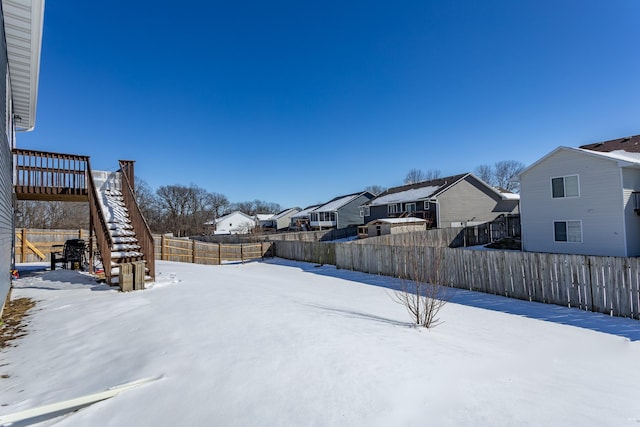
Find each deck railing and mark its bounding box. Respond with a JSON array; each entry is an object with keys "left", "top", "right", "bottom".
[
  {"left": 119, "top": 160, "right": 155, "bottom": 280},
  {"left": 13, "top": 149, "right": 89, "bottom": 200},
  {"left": 86, "top": 158, "right": 114, "bottom": 283}
]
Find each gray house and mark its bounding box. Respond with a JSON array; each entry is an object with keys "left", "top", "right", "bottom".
[
  {"left": 519, "top": 139, "right": 640, "bottom": 256},
  {"left": 361, "top": 173, "right": 519, "bottom": 228},
  {"left": 260, "top": 207, "right": 300, "bottom": 232},
  {"left": 309, "top": 191, "right": 375, "bottom": 230},
  {"left": 0, "top": 0, "right": 44, "bottom": 314}
]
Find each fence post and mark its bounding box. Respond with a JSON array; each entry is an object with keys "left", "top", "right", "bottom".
[
  {"left": 21, "top": 228, "right": 27, "bottom": 263},
  {"left": 192, "top": 240, "right": 196, "bottom": 264},
  {"left": 218, "top": 243, "right": 221, "bottom": 265},
  {"left": 161, "top": 235, "right": 166, "bottom": 260},
  {"left": 240, "top": 244, "right": 244, "bottom": 264}
]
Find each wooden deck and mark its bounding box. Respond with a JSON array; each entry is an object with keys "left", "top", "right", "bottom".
[{"left": 13, "top": 149, "right": 89, "bottom": 201}]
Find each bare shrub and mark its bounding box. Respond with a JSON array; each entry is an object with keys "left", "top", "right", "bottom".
[{"left": 391, "top": 234, "right": 451, "bottom": 328}]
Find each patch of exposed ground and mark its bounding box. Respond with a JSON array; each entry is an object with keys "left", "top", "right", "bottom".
[{"left": 1, "top": 293, "right": 36, "bottom": 351}]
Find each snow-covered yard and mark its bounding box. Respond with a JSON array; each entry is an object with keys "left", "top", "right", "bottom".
[{"left": 2, "top": 259, "right": 640, "bottom": 426}]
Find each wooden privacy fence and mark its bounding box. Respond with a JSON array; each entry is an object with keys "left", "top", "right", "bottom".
[
  {"left": 272, "top": 241, "right": 336, "bottom": 265},
  {"left": 15, "top": 229, "right": 90, "bottom": 263},
  {"left": 274, "top": 240, "right": 640, "bottom": 319},
  {"left": 154, "top": 235, "right": 273, "bottom": 264}
]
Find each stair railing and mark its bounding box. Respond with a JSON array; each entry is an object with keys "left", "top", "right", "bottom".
[
  {"left": 118, "top": 160, "right": 155, "bottom": 280},
  {"left": 87, "top": 158, "right": 114, "bottom": 284}
]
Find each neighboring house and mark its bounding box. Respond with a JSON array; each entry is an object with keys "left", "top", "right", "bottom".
[
  {"left": 1, "top": 0, "right": 44, "bottom": 314},
  {"left": 256, "top": 213, "right": 274, "bottom": 229},
  {"left": 290, "top": 205, "right": 320, "bottom": 231},
  {"left": 260, "top": 208, "right": 300, "bottom": 232},
  {"left": 212, "top": 211, "right": 256, "bottom": 235},
  {"left": 361, "top": 173, "right": 519, "bottom": 228},
  {"left": 519, "top": 139, "right": 640, "bottom": 256},
  {"left": 361, "top": 217, "right": 427, "bottom": 238},
  {"left": 309, "top": 191, "right": 375, "bottom": 230}
]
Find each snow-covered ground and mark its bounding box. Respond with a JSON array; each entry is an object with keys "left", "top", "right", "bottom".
[{"left": 2, "top": 259, "right": 640, "bottom": 426}]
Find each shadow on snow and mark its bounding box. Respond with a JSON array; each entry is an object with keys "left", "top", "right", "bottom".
[{"left": 265, "top": 258, "right": 640, "bottom": 342}]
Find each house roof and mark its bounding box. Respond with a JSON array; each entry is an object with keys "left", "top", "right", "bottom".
[
  {"left": 367, "top": 174, "right": 467, "bottom": 206},
  {"left": 313, "top": 192, "right": 372, "bottom": 213},
  {"left": 367, "top": 173, "right": 511, "bottom": 206},
  {"left": 519, "top": 146, "right": 640, "bottom": 178},
  {"left": 367, "top": 217, "right": 427, "bottom": 225},
  {"left": 291, "top": 205, "right": 320, "bottom": 219},
  {"left": 3, "top": 0, "right": 45, "bottom": 131},
  {"left": 255, "top": 214, "right": 274, "bottom": 221},
  {"left": 215, "top": 211, "right": 255, "bottom": 224},
  {"left": 579, "top": 134, "right": 640, "bottom": 153},
  {"left": 271, "top": 207, "right": 300, "bottom": 220}
]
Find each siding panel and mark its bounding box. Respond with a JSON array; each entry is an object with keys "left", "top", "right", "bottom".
[
  {"left": 520, "top": 149, "right": 626, "bottom": 256},
  {"left": 0, "top": 18, "right": 10, "bottom": 310}
]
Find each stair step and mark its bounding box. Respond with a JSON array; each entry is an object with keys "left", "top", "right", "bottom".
[
  {"left": 111, "top": 251, "right": 144, "bottom": 259},
  {"left": 113, "top": 236, "right": 138, "bottom": 244},
  {"left": 111, "top": 243, "right": 141, "bottom": 251}
]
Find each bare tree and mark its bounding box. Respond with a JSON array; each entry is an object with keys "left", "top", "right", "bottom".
[
  {"left": 404, "top": 169, "right": 426, "bottom": 184},
  {"left": 474, "top": 160, "right": 525, "bottom": 192},
  {"left": 155, "top": 184, "right": 225, "bottom": 236},
  {"left": 390, "top": 232, "right": 451, "bottom": 328},
  {"left": 474, "top": 164, "right": 494, "bottom": 186},
  {"left": 15, "top": 201, "right": 89, "bottom": 229},
  {"left": 365, "top": 185, "right": 387, "bottom": 196},
  {"left": 229, "top": 200, "right": 281, "bottom": 216},
  {"left": 404, "top": 169, "right": 441, "bottom": 184},
  {"left": 424, "top": 169, "right": 442, "bottom": 180},
  {"left": 133, "top": 178, "right": 163, "bottom": 232},
  {"left": 494, "top": 160, "right": 525, "bottom": 192}
]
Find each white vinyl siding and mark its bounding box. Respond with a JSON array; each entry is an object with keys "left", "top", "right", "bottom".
[
  {"left": 520, "top": 148, "right": 626, "bottom": 256},
  {"left": 621, "top": 168, "right": 640, "bottom": 256}
]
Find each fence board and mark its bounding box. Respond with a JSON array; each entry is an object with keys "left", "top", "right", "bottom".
[{"left": 273, "top": 238, "right": 640, "bottom": 320}]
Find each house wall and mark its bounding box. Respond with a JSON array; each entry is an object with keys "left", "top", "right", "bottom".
[
  {"left": 621, "top": 168, "right": 640, "bottom": 256},
  {"left": 0, "top": 15, "right": 11, "bottom": 312},
  {"left": 437, "top": 177, "right": 518, "bottom": 228},
  {"left": 337, "top": 193, "right": 374, "bottom": 229},
  {"left": 276, "top": 210, "right": 299, "bottom": 230},
  {"left": 365, "top": 205, "right": 389, "bottom": 223},
  {"left": 520, "top": 149, "right": 626, "bottom": 256},
  {"left": 216, "top": 213, "right": 256, "bottom": 234}
]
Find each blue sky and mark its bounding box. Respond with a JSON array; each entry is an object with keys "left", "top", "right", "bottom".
[{"left": 19, "top": 0, "right": 640, "bottom": 209}]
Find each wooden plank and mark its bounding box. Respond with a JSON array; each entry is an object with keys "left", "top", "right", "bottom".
[{"left": 0, "top": 376, "right": 161, "bottom": 425}]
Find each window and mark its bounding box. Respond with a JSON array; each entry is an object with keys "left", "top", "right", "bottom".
[
  {"left": 388, "top": 204, "right": 398, "bottom": 214},
  {"left": 554, "top": 220, "right": 582, "bottom": 242},
  {"left": 405, "top": 203, "right": 416, "bottom": 213},
  {"left": 552, "top": 175, "right": 579, "bottom": 198},
  {"left": 360, "top": 206, "right": 370, "bottom": 217},
  {"left": 424, "top": 201, "right": 430, "bottom": 210}
]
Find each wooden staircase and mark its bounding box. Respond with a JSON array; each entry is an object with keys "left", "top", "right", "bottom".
[{"left": 14, "top": 149, "right": 155, "bottom": 287}]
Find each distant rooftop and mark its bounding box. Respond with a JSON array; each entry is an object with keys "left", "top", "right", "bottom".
[{"left": 580, "top": 134, "right": 640, "bottom": 153}]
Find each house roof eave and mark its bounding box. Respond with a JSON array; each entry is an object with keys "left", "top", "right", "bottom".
[{"left": 4, "top": 0, "right": 45, "bottom": 132}]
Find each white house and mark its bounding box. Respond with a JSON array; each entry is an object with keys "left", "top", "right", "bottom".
[
  {"left": 212, "top": 211, "right": 256, "bottom": 235},
  {"left": 519, "top": 143, "right": 640, "bottom": 256},
  {"left": 0, "top": 0, "right": 44, "bottom": 314}
]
